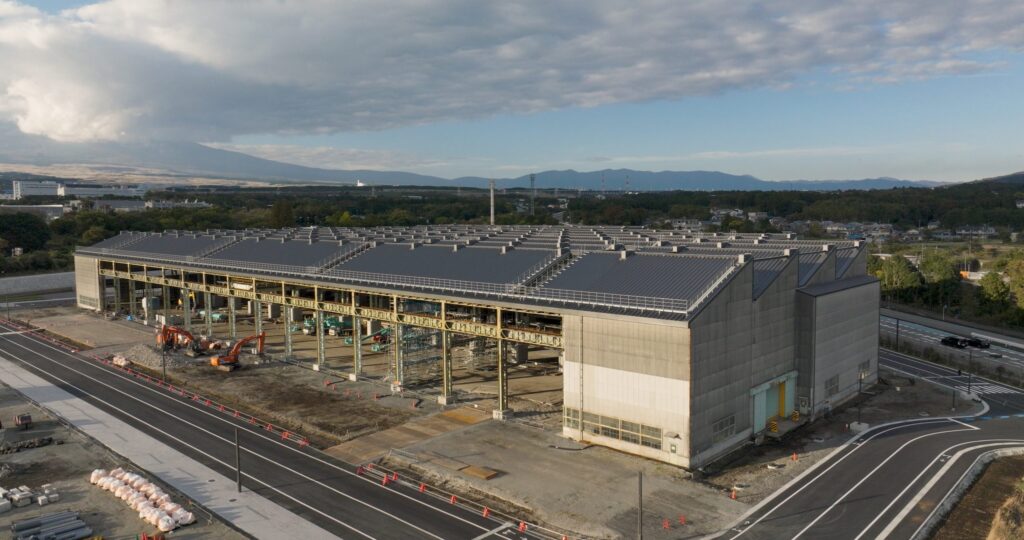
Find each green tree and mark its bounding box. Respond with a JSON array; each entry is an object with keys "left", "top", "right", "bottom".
[
  {"left": 80, "top": 225, "right": 109, "bottom": 246},
  {"left": 978, "top": 271, "right": 1010, "bottom": 310},
  {"left": 1005, "top": 260, "right": 1024, "bottom": 309},
  {"left": 270, "top": 201, "right": 294, "bottom": 227},
  {"left": 873, "top": 256, "right": 922, "bottom": 302},
  {"left": 0, "top": 213, "right": 50, "bottom": 251}
]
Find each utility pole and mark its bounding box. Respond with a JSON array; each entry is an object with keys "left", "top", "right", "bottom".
[
  {"left": 235, "top": 427, "right": 242, "bottom": 492},
  {"left": 529, "top": 173, "right": 536, "bottom": 216},
  {"left": 489, "top": 179, "right": 495, "bottom": 226},
  {"left": 637, "top": 471, "right": 643, "bottom": 540}
]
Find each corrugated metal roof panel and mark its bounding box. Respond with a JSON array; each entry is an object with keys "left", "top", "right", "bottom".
[
  {"left": 122, "top": 233, "right": 226, "bottom": 257},
  {"left": 752, "top": 256, "right": 791, "bottom": 299},
  {"left": 333, "top": 244, "right": 555, "bottom": 284},
  {"left": 541, "top": 252, "right": 736, "bottom": 302},
  {"left": 207, "top": 238, "right": 359, "bottom": 267},
  {"left": 798, "top": 251, "right": 829, "bottom": 286},
  {"left": 834, "top": 247, "right": 859, "bottom": 278}
]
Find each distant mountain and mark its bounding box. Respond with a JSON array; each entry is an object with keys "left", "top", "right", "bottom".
[
  {"left": 463, "top": 169, "right": 942, "bottom": 191},
  {"left": 0, "top": 129, "right": 945, "bottom": 191},
  {"left": 975, "top": 171, "right": 1024, "bottom": 185}
]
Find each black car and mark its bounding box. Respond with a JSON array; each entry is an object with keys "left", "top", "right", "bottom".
[
  {"left": 966, "top": 337, "right": 991, "bottom": 349},
  {"left": 941, "top": 336, "right": 967, "bottom": 348}
]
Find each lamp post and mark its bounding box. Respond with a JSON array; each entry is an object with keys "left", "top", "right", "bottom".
[{"left": 857, "top": 372, "right": 865, "bottom": 424}]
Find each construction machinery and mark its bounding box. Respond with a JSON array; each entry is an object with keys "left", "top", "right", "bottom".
[
  {"left": 209, "top": 331, "right": 265, "bottom": 371},
  {"left": 156, "top": 325, "right": 201, "bottom": 355},
  {"left": 302, "top": 315, "right": 351, "bottom": 336}
]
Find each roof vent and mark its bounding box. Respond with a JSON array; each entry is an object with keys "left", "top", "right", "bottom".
[
  {"left": 620, "top": 250, "right": 633, "bottom": 261},
  {"left": 501, "top": 246, "right": 513, "bottom": 254},
  {"left": 717, "top": 242, "right": 730, "bottom": 248},
  {"left": 409, "top": 242, "right": 419, "bottom": 250},
  {"left": 822, "top": 244, "right": 832, "bottom": 252},
  {"left": 738, "top": 253, "right": 750, "bottom": 264},
  {"left": 671, "top": 245, "right": 687, "bottom": 253},
  {"left": 452, "top": 244, "right": 461, "bottom": 252},
  {"left": 853, "top": 240, "right": 862, "bottom": 248},
  {"left": 753, "top": 239, "right": 762, "bottom": 245},
  {"left": 784, "top": 248, "right": 799, "bottom": 257}
]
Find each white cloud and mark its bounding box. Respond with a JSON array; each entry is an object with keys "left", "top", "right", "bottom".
[{"left": 0, "top": 0, "right": 1021, "bottom": 142}]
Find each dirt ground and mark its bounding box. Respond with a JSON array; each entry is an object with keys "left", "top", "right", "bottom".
[
  {"left": 19, "top": 305, "right": 564, "bottom": 449},
  {"left": 387, "top": 420, "right": 746, "bottom": 540},
  {"left": 932, "top": 456, "right": 1024, "bottom": 540},
  {"left": 705, "top": 367, "right": 986, "bottom": 503},
  {"left": 0, "top": 385, "right": 246, "bottom": 539}
]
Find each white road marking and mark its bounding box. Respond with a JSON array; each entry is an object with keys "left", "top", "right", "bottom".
[
  {"left": 852, "top": 438, "right": 1022, "bottom": 540},
  {"left": 947, "top": 417, "right": 979, "bottom": 430},
  {"left": 885, "top": 441, "right": 1024, "bottom": 540},
  {"left": 725, "top": 418, "right": 953, "bottom": 539},
  {"left": 472, "top": 522, "right": 515, "bottom": 539},
  {"left": 0, "top": 330, "right": 472, "bottom": 539},
  {"left": 1, "top": 324, "right": 495, "bottom": 534},
  {"left": 790, "top": 425, "right": 976, "bottom": 539},
  {"left": 0, "top": 349, "right": 376, "bottom": 540}
]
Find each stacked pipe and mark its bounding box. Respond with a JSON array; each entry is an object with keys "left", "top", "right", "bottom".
[{"left": 11, "top": 510, "right": 92, "bottom": 540}]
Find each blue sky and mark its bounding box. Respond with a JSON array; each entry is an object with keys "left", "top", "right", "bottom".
[{"left": 7, "top": 1, "right": 1024, "bottom": 182}]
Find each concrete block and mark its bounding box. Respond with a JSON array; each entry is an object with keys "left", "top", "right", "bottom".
[
  {"left": 0, "top": 499, "right": 10, "bottom": 514},
  {"left": 492, "top": 409, "right": 513, "bottom": 420},
  {"left": 36, "top": 495, "right": 49, "bottom": 506},
  {"left": 850, "top": 421, "right": 869, "bottom": 433},
  {"left": 437, "top": 395, "right": 456, "bottom": 406},
  {"left": 347, "top": 373, "right": 358, "bottom": 382}
]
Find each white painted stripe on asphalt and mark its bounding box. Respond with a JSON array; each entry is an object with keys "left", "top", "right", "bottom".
[
  {"left": 883, "top": 441, "right": 1024, "bottom": 540},
  {"left": 0, "top": 331, "right": 453, "bottom": 540},
  {"left": 0, "top": 321, "right": 494, "bottom": 535},
  {"left": 790, "top": 424, "right": 977, "bottom": 539},
  {"left": 723, "top": 418, "right": 954, "bottom": 540},
  {"left": 881, "top": 350, "right": 1024, "bottom": 395},
  {"left": 0, "top": 349, "right": 371, "bottom": 540},
  {"left": 852, "top": 438, "right": 1022, "bottom": 540},
  {"left": 472, "top": 522, "right": 515, "bottom": 539},
  {"left": 947, "top": 417, "right": 979, "bottom": 430}
]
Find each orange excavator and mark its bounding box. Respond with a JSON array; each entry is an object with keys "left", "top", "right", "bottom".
[
  {"left": 209, "top": 331, "right": 265, "bottom": 371},
  {"left": 156, "top": 325, "right": 202, "bottom": 355}
]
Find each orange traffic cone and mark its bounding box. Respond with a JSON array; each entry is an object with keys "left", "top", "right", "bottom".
[
  {"left": 679, "top": 515, "right": 686, "bottom": 525},
  {"left": 792, "top": 452, "right": 798, "bottom": 461},
  {"left": 518, "top": 522, "right": 527, "bottom": 533},
  {"left": 449, "top": 494, "right": 457, "bottom": 504},
  {"left": 730, "top": 489, "right": 737, "bottom": 500},
  {"left": 482, "top": 507, "right": 491, "bottom": 518},
  {"left": 662, "top": 518, "right": 670, "bottom": 529}
]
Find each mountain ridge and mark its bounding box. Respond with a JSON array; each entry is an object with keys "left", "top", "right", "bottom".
[{"left": 0, "top": 130, "right": 952, "bottom": 191}]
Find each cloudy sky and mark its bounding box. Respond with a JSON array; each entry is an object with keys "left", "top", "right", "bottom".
[{"left": 2, "top": 0, "right": 1023, "bottom": 181}]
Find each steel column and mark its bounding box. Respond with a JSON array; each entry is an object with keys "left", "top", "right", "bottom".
[
  {"left": 162, "top": 285, "right": 169, "bottom": 324},
  {"left": 142, "top": 280, "right": 152, "bottom": 324},
  {"left": 203, "top": 291, "right": 213, "bottom": 336},
  {"left": 228, "top": 297, "right": 237, "bottom": 339},
  {"left": 127, "top": 279, "right": 136, "bottom": 319},
  {"left": 182, "top": 288, "right": 192, "bottom": 332},
  {"left": 394, "top": 324, "right": 404, "bottom": 384},
  {"left": 442, "top": 329, "right": 452, "bottom": 400},
  {"left": 316, "top": 309, "right": 326, "bottom": 368},
  {"left": 113, "top": 277, "right": 122, "bottom": 315},
  {"left": 497, "top": 338, "right": 508, "bottom": 413},
  {"left": 284, "top": 304, "right": 293, "bottom": 356},
  {"left": 352, "top": 316, "right": 362, "bottom": 374},
  {"left": 253, "top": 299, "right": 262, "bottom": 335}
]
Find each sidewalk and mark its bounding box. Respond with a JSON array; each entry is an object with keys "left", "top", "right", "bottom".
[{"left": 0, "top": 354, "right": 337, "bottom": 540}]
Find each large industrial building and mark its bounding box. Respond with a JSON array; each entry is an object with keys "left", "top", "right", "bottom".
[{"left": 73, "top": 225, "right": 878, "bottom": 469}]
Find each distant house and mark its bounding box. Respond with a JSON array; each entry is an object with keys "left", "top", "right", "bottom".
[
  {"left": 0, "top": 204, "right": 66, "bottom": 221},
  {"left": 747, "top": 211, "right": 768, "bottom": 221},
  {"left": 1016, "top": 200, "right": 1024, "bottom": 209},
  {"left": 956, "top": 226, "right": 996, "bottom": 238}
]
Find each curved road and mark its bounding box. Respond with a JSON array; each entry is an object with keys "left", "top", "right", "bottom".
[{"left": 719, "top": 349, "right": 1024, "bottom": 540}]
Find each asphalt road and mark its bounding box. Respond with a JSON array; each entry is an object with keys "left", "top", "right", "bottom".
[
  {"left": 880, "top": 310, "right": 1024, "bottom": 369},
  {"left": 0, "top": 319, "right": 542, "bottom": 540},
  {"left": 719, "top": 349, "right": 1024, "bottom": 540}
]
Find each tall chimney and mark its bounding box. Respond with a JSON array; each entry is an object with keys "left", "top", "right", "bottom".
[{"left": 489, "top": 179, "right": 496, "bottom": 225}]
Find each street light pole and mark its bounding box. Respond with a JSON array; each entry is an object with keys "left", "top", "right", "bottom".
[
  {"left": 235, "top": 427, "right": 242, "bottom": 493},
  {"left": 857, "top": 373, "right": 864, "bottom": 424},
  {"left": 637, "top": 471, "right": 643, "bottom": 540}
]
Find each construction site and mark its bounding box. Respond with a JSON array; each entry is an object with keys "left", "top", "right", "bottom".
[{"left": 72, "top": 223, "right": 879, "bottom": 470}]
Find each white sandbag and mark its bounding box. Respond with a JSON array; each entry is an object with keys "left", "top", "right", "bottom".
[
  {"left": 114, "top": 485, "right": 129, "bottom": 498},
  {"left": 107, "top": 480, "right": 124, "bottom": 492},
  {"left": 140, "top": 483, "right": 156, "bottom": 496},
  {"left": 157, "top": 516, "right": 176, "bottom": 532},
  {"left": 161, "top": 502, "right": 182, "bottom": 514},
  {"left": 96, "top": 477, "right": 111, "bottom": 490},
  {"left": 150, "top": 510, "right": 169, "bottom": 526},
  {"left": 140, "top": 507, "right": 158, "bottom": 522},
  {"left": 110, "top": 467, "right": 125, "bottom": 477},
  {"left": 172, "top": 509, "right": 195, "bottom": 525},
  {"left": 129, "top": 496, "right": 149, "bottom": 511},
  {"left": 90, "top": 469, "right": 108, "bottom": 484},
  {"left": 131, "top": 476, "right": 148, "bottom": 489},
  {"left": 121, "top": 488, "right": 137, "bottom": 501},
  {"left": 155, "top": 494, "right": 172, "bottom": 506}
]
